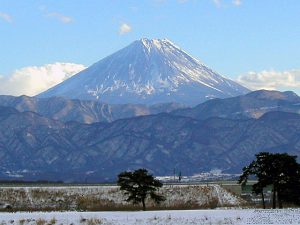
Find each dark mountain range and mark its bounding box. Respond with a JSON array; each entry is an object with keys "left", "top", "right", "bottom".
[
  {"left": 38, "top": 38, "right": 249, "bottom": 105},
  {"left": 172, "top": 90, "right": 300, "bottom": 120},
  {"left": 0, "top": 105, "right": 300, "bottom": 182},
  {"left": 0, "top": 95, "right": 184, "bottom": 123},
  {"left": 1, "top": 90, "right": 299, "bottom": 124}
]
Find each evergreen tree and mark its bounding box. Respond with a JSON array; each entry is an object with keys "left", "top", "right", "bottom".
[
  {"left": 239, "top": 152, "right": 300, "bottom": 208},
  {"left": 117, "top": 168, "right": 165, "bottom": 210}
]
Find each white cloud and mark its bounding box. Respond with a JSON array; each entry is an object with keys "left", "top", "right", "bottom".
[
  {"left": 212, "top": 0, "right": 222, "bottom": 7},
  {"left": 0, "top": 12, "right": 13, "bottom": 23},
  {"left": 232, "top": 0, "right": 241, "bottom": 6},
  {"left": 0, "top": 63, "right": 86, "bottom": 96},
  {"left": 47, "top": 12, "right": 73, "bottom": 24},
  {"left": 119, "top": 23, "right": 132, "bottom": 35},
  {"left": 212, "top": 0, "right": 243, "bottom": 8},
  {"left": 237, "top": 69, "right": 300, "bottom": 91}
]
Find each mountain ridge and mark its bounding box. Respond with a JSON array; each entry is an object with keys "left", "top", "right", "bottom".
[
  {"left": 172, "top": 89, "right": 300, "bottom": 120},
  {"left": 1, "top": 103, "right": 300, "bottom": 182},
  {"left": 2, "top": 90, "right": 300, "bottom": 124},
  {"left": 0, "top": 95, "right": 184, "bottom": 124}
]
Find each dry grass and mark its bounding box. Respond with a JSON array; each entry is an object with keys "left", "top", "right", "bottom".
[
  {"left": 18, "top": 219, "right": 26, "bottom": 225},
  {"left": 86, "top": 218, "right": 103, "bottom": 225},
  {"left": 35, "top": 218, "right": 47, "bottom": 225},
  {"left": 49, "top": 217, "right": 57, "bottom": 225},
  {"left": 0, "top": 184, "right": 241, "bottom": 212}
]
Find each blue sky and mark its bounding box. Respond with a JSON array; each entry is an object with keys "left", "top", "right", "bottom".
[{"left": 1, "top": 0, "right": 300, "bottom": 95}]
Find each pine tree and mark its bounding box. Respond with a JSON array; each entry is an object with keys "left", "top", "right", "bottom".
[
  {"left": 239, "top": 152, "right": 300, "bottom": 208},
  {"left": 117, "top": 168, "right": 165, "bottom": 210}
]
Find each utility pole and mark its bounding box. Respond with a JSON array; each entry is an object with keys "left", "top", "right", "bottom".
[
  {"left": 173, "top": 168, "right": 176, "bottom": 182},
  {"left": 178, "top": 171, "right": 182, "bottom": 182}
]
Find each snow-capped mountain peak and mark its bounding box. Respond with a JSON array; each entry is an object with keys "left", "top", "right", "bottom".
[
  {"left": 140, "top": 38, "right": 176, "bottom": 51},
  {"left": 38, "top": 38, "right": 249, "bottom": 105}
]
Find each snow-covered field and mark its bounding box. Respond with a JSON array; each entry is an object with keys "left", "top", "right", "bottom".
[
  {"left": 0, "top": 185, "right": 298, "bottom": 224},
  {"left": 0, "top": 184, "right": 242, "bottom": 210},
  {"left": 1, "top": 209, "right": 300, "bottom": 225}
]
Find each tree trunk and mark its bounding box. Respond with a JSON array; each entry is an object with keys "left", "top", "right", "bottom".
[
  {"left": 142, "top": 198, "right": 146, "bottom": 211},
  {"left": 272, "top": 185, "right": 276, "bottom": 209},
  {"left": 261, "top": 190, "right": 266, "bottom": 209},
  {"left": 278, "top": 191, "right": 283, "bottom": 209}
]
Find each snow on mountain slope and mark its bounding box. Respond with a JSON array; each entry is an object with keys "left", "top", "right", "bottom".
[{"left": 38, "top": 38, "right": 249, "bottom": 105}]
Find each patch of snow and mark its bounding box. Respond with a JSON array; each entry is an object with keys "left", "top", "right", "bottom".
[{"left": 1, "top": 209, "right": 300, "bottom": 224}]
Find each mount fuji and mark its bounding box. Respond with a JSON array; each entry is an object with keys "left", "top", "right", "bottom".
[{"left": 38, "top": 38, "right": 249, "bottom": 105}]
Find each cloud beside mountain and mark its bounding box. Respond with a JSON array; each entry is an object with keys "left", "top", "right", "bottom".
[
  {"left": 238, "top": 69, "right": 300, "bottom": 91},
  {"left": 0, "top": 63, "right": 86, "bottom": 96}
]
